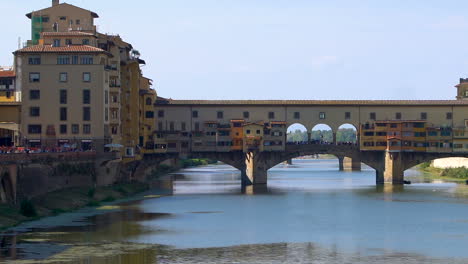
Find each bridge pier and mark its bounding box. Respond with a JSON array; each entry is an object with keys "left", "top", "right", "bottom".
[
  {"left": 243, "top": 152, "right": 268, "bottom": 186},
  {"left": 0, "top": 164, "right": 17, "bottom": 204},
  {"left": 343, "top": 157, "right": 361, "bottom": 171},
  {"left": 383, "top": 151, "right": 404, "bottom": 184}
]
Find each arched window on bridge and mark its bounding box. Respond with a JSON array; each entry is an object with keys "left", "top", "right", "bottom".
[
  {"left": 337, "top": 124, "right": 357, "bottom": 146},
  {"left": 287, "top": 123, "right": 307, "bottom": 144},
  {"left": 311, "top": 124, "right": 333, "bottom": 144}
]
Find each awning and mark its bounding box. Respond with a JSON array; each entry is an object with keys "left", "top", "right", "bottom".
[
  {"left": 58, "top": 139, "right": 69, "bottom": 143},
  {"left": 28, "top": 139, "right": 41, "bottom": 143},
  {"left": 0, "top": 123, "right": 19, "bottom": 131},
  {"left": 81, "top": 140, "right": 92, "bottom": 143}
]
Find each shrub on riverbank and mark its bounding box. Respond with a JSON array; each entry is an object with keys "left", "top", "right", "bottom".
[
  {"left": 181, "top": 158, "right": 217, "bottom": 168},
  {"left": 441, "top": 167, "right": 468, "bottom": 179}
]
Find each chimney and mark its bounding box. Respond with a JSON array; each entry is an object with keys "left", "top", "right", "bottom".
[{"left": 52, "top": 0, "right": 59, "bottom": 6}]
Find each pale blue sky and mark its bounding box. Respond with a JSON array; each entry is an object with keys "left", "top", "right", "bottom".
[{"left": 2, "top": 0, "right": 468, "bottom": 100}]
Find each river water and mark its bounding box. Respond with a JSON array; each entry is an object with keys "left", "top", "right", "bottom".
[{"left": 2, "top": 159, "right": 468, "bottom": 263}]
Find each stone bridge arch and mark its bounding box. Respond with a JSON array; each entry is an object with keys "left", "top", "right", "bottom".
[{"left": 0, "top": 165, "right": 16, "bottom": 204}]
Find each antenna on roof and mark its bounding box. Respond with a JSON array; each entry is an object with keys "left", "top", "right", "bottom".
[
  {"left": 18, "top": 37, "right": 21, "bottom": 49},
  {"left": 52, "top": 0, "right": 59, "bottom": 6}
]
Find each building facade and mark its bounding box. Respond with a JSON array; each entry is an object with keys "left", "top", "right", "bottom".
[{"left": 12, "top": 0, "right": 156, "bottom": 156}]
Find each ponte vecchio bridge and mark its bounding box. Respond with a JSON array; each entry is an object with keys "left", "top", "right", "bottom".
[{"left": 149, "top": 97, "right": 468, "bottom": 186}]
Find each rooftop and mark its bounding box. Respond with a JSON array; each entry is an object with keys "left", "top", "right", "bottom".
[
  {"left": 14, "top": 45, "right": 111, "bottom": 56},
  {"left": 156, "top": 99, "right": 468, "bottom": 106},
  {"left": 0, "top": 71, "right": 15, "bottom": 78},
  {"left": 26, "top": 3, "right": 99, "bottom": 19}
]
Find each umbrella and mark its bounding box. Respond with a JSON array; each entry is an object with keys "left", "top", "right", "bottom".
[{"left": 105, "top": 143, "right": 124, "bottom": 148}]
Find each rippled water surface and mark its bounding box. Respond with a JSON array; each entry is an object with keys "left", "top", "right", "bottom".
[{"left": 2, "top": 159, "right": 468, "bottom": 263}]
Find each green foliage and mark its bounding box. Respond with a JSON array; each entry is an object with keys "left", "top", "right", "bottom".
[
  {"left": 441, "top": 167, "right": 468, "bottom": 179},
  {"left": 181, "top": 158, "right": 216, "bottom": 168},
  {"left": 420, "top": 162, "right": 431, "bottom": 169},
  {"left": 20, "top": 200, "right": 37, "bottom": 217},
  {"left": 87, "top": 188, "right": 95, "bottom": 198}
]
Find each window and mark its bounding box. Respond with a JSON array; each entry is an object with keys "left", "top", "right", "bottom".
[
  {"left": 83, "top": 107, "right": 91, "bottom": 121},
  {"left": 396, "top": 112, "right": 402, "bottom": 120},
  {"left": 420, "top": 112, "right": 427, "bottom": 120},
  {"left": 76, "top": 19, "right": 80, "bottom": 25},
  {"left": 256, "top": 130, "right": 261, "bottom": 134},
  {"left": 28, "top": 125, "right": 41, "bottom": 134},
  {"left": 111, "top": 109, "right": 118, "bottom": 119},
  {"left": 59, "top": 16, "right": 66, "bottom": 20},
  {"left": 446, "top": 112, "right": 453, "bottom": 120},
  {"left": 83, "top": 124, "right": 91, "bottom": 134},
  {"left": 60, "top": 90, "right": 67, "bottom": 104},
  {"left": 319, "top": 112, "right": 326, "bottom": 119},
  {"left": 53, "top": 39, "right": 60, "bottom": 47},
  {"left": 30, "top": 90, "right": 40, "bottom": 100},
  {"left": 345, "top": 112, "right": 351, "bottom": 120},
  {"left": 105, "top": 91, "right": 109, "bottom": 104},
  {"left": 82, "top": 90, "right": 91, "bottom": 104},
  {"left": 146, "top": 98, "right": 152, "bottom": 105},
  {"left": 30, "top": 107, "right": 40, "bottom": 117},
  {"left": 370, "top": 112, "right": 376, "bottom": 120},
  {"left": 72, "top": 56, "right": 78, "bottom": 64},
  {"left": 82, "top": 39, "right": 90, "bottom": 45},
  {"left": 268, "top": 112, "right": 275, "bottom": 119},
  {"left": 111, "top": 126, "right": 118, "bottom": 135},
  {"left": 60, "top": 125, "right": 67, "bottom": 134},
  {"left": 111, "top": 95, "right": 118, "bottom": 103},
  {"left": 83, "top": 72, "right": 91, "bottom": 82},
  {"left": 42, "top": 16, "right": 49, "bottom": 22},
  {"left": 29, "top": 73, "right": 40, "bottom": 83},
  {"left": 80, "top": 56, "right": 93, "bottom": 64},
  {"left": 465, "top": 91, "right": 468, "bottom": 97},
  {"left": 158, "top": 110, "right": 164, "bottom": 118},
  {"left": 145, "top": 111, "right": 154, "bottom": 118},
  {"left": 71, "top": 124, "right": 79, "bottom": 134},
  {"left": 28, "top": 55, "right": 41, "bottom": 65},
  {"left": 217, "top": 111, "right": 224, "bottom": 119},
  {"left": 57, "top": 55, "right": 70, "bottom": 65},
  {"left": 60, "top": 107, "right": 67, "bottom": 121},
  {"left": 59, "top": 72, "right": 68, "bottom": 82},
  {"left": 294, "top": 112, "right": 300, "bottom": 119},
  {"left": 65, "top": 39, "right": 72, "bottom": 45},
  {"left": 192, "top": 110, "right": 198, "bottom": 118},
  {"left": 243, "top": 111, "right": 249, "bottom": 118}
]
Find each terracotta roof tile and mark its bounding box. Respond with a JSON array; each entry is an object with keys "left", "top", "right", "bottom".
[
  {"left": 15, "top": 45, "right": 110, "bottom": 55},
  {"left": 158, "top": 99, "right": 468, "bottom": 106},
  {"left": 0, "top": 71, "right": 15, "bottom": 78}
]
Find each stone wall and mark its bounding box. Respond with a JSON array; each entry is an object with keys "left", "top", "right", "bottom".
[{"left": 432, "top": 158, "right": 468, "bottom": 169}]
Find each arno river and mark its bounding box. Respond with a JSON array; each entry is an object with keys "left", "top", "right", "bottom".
[{"left": 2, "top": 159, "right": 468, "bottom": 263}]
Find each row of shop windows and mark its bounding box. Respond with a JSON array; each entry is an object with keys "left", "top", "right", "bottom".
[{"left": 362, "top": 141, "right": 467, "bottom": 148}]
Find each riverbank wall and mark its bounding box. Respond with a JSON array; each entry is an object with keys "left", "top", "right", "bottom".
[{"left": 432, "top": 158, "right": 468, "bottom": 169}]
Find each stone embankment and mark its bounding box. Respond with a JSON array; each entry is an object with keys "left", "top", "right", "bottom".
[{"left": 432, "top": 158, "right": 468, "bottom": 169}]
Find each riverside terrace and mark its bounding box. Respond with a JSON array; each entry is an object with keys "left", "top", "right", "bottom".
[{"left": 149, "top": 98, "right": 468, "bottom": 185}]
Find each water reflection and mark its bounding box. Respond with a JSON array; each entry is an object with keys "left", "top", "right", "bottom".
[{"left": 2, "top": 159, "right": 468, "bottom": 263}]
